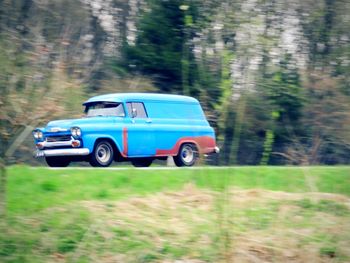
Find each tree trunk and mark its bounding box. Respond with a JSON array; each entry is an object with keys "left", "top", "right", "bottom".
[{"left": 0, "top": 159, "right": 6, "bottom": 219}]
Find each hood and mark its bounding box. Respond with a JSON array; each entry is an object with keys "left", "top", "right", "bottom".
[{"left": 45, "top": 117, "right": 122, "bottom": 132}]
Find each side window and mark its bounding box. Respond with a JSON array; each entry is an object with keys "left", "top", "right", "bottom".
[{"left": 126, "top": 102, "right": 148, "bottom": 118}]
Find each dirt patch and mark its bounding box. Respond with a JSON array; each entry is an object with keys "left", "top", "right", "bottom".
[{"left": 81, "top": 185, "right": 350, "bottom": 262}]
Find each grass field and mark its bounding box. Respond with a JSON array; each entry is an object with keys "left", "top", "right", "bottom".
[{"left": 1, "top": 166, "right": 350, "bottom": 262}]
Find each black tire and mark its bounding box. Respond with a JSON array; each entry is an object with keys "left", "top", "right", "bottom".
[
  {"left": 131, "top": 158, "right": 153, "bottom": 167},
  {"left": 45, "top": 157, "right": 70, "bottom": 167},
  {"left": 89, "top": 140, "right": 114, "bottom": 167},
  {"left": 174, "top": 143, "right": 198, "bottom": 167}
]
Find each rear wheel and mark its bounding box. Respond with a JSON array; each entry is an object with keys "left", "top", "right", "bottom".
[
  {"left": 131, "top": 158, "right": 153, "bottom": 167},
  {"left": 89, "top": 140, "right": 114, "bottom": 167},
  {"left": 174, "top": 143, "right": 198, "bottom": 167},
  {"left": 45, "top": 157, "right": 70, "bottom": 167}
]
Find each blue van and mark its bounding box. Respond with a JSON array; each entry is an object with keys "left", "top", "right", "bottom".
[{"left": 33, "top": 93, "right": 219, "bottom": 167}]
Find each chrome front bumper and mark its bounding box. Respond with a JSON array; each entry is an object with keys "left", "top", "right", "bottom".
[{"left": 35, "top": 148, "right": 90, "bottom": 158}]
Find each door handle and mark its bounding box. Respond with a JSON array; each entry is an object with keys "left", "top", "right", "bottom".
[{"left": 146, "top": 118, "right": 152, "bottom": 123}]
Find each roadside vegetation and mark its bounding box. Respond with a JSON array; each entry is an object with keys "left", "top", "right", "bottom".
[{"left": 1, "top": 166, "right": 349, "bottom": 262}]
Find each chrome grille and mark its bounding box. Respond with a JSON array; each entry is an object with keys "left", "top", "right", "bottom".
[{"left": 46, "top": 135, "right": 71, "bottom": 142}]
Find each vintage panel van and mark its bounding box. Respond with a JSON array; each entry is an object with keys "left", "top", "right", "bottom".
[{"left": 33, "top": 93, "right": 219, "bottom": 167}]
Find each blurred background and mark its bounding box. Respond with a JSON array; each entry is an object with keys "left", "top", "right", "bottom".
[{"left": 0, "top": 0, "right": 350, "bottom": 166}]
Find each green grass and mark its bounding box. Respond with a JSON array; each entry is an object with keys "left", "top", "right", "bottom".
[
  {"left": 6, "top": 166, "right": 350, "bottom": 215},
  {"left": 1, "top": 165, "right": 350, "bottom": 262}
]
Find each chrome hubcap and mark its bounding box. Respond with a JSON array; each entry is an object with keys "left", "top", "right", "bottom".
[
  {"left": 96, "top": 144, "right": 111, "bottom": 163},
  {"left": 181, "top": 145, "right": 194, "bottom": 163}
]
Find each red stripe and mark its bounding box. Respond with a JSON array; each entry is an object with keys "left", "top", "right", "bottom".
[
  {"left": 122, "top": 127, "right": 128, "bottom": 157},
  {"left": 155, "top": 136, "right": 216, "bottom": 156}
]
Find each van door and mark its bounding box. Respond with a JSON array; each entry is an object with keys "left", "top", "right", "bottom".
[{"left": 125, "top": 102, "right": 155, "bottom": 156}]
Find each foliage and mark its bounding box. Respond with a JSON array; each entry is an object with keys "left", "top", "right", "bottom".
[
  {"left": 257, "top": 54, "right": 305, "bottom": 164},
  {"left": 125, "top": 0, "right": 187, "bottom": 93},
  {"left": 0, "top": 0, "right": 349, "bottom": 167}
]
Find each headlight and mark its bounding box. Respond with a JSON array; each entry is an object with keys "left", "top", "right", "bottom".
[
  {"left": 71, "top": 127, "right": 82, "bottom": 138},
  {"left": 33, "top": 130, "right": 43, "bottom": 140}
]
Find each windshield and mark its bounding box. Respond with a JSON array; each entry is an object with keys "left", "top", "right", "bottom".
[{"left": 85, "top": 102, "right": 125, "bottom": 117}]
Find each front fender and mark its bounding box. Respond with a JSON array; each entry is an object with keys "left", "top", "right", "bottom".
[{"left": 82, "top": 133, "right": 123, "bottom": 154}]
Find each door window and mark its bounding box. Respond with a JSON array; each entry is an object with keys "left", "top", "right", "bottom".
[{"left": 126, "top": 102, "right": 148, "bottom": 118}]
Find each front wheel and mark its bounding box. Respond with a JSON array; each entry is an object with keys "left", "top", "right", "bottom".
[
  {"left": 46, "top": 157, "right": 70, "bottom": 167},
  {"left": 89, "top": 140, "right": 114, "bottom": 167},
  {"left": 131, "top": 158, "right": 153, "bottom": 167},
  {"left": 174, "top": 143, "right": 198, "bottom": 167}
]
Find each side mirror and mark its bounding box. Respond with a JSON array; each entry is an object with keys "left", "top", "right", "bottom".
[{"left": 131, "top": 108, "right": 137, "bottom": 118}]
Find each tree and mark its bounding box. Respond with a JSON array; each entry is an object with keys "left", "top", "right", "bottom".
[
  {"left": 125, "top": 0, "right": 185, "bottom": 92},
  {"left": 257, "top": 54, "right": 304, "bottom": 164},
  {"left": 302, "top": 72, "right": 350, "bottom": 164},
  {"left": 124, "top": 0, "right": 212, "bottom": 96}
]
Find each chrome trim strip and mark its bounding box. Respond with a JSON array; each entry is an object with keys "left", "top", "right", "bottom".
[
  {"left": 35, "top": 148, "right": 90, "bottom": 157},
  {"left": 41, "top": 136, "right": 78, "bottom": 148},
  {"left": 48, "top": 127, "right": 68, "bottom": 132}
]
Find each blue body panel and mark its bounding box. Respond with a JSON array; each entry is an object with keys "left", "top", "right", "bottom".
[{"left": 34, "top": 93, "right": 216, "bottom": 158}]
